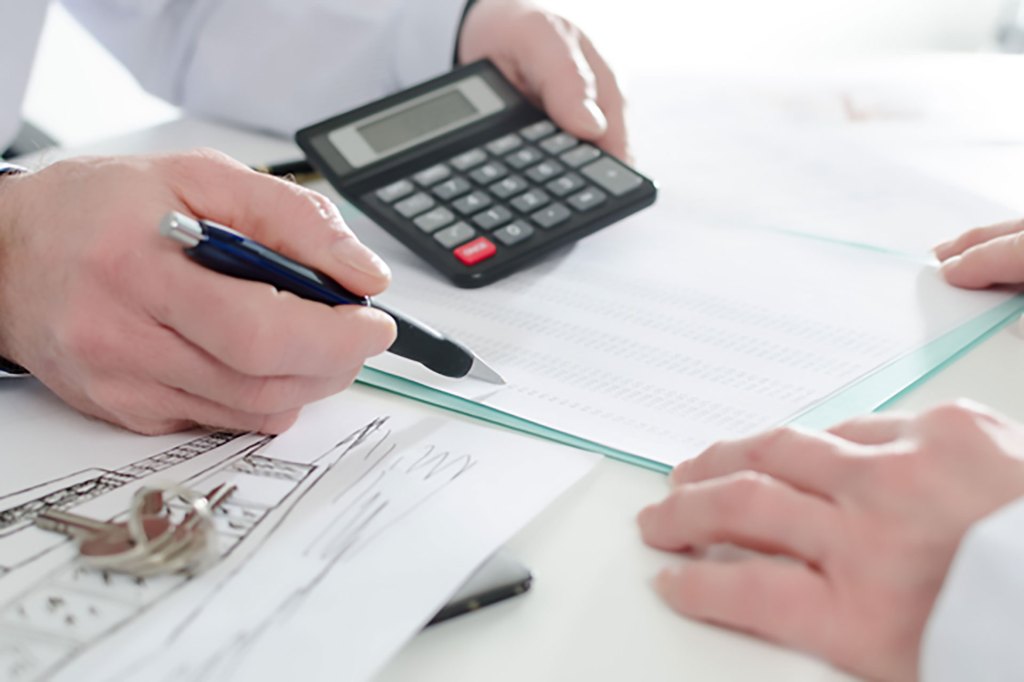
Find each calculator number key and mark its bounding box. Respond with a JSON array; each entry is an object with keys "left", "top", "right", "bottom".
[
  {"left": 531, "top": 203, "right": 572, "bottom": 230},
  {"left": 486, "top": 133, "right": 523, "bottom": 156},
  {"left": 568, "top": 187, "right": 607, "bottom": 212},
  {"left": 394, "top": 192, "right": 435, "bottom": 218},
  {"left": 450, "top": 147, "right": 487, "bottom": 172},
  {"left": 454, "top": 237, "right": 497, "bottom": 266},
  {"left": 414, "top": 207, "right": 455, "bottom": 233},
  {"left": 376, "top": 179, "right": 415, "bottom": 203},
  {"left": 560, "top": 144, "right": 601, "bottom": 168},
  {"left": 539, "top": 132, "right": 578, "bottom": 155},
  {"left": 473, "top": 206, "right": 514, "bottom": 231},
  {"left": 546, "top": 173, "right": 585, "bottom": 197},
  {"left": 432, "top": 176, "right": 472, "bottom": 201},
  {"left": 434, "top": 222, "right": 476, "bottom": 249},
  {"left": 453, "top": 191, "right": 493, "bottom": 215},
  {"left": 581, "top": 157, "right": 645, "bottom": 196},
  {"left": 413, "top": 163, "right": 451, "bottom": 187},
  {"left": 470, "top": 161, "right": 508, "bottom": 184},
  {"left": 494, "top": 220, "right": 535, "bottom": 246},
  {"left": 505, "top": 147, "right": 544, "bottom": 170},
  {"left": 520, "top": 119, "right": 557, "bottom": 142},
  {"left": 525, "top": 160, "right": 564, "bottom": 184},
  {"left": 490, "top": 175, "right": 529, "bottom": 200},
  {"left": 511, "top": 189, "right": 550, "bottom": 213}
]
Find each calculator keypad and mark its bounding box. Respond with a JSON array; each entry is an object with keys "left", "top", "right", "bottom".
[{"left": 369, "top": 118, "right": 645, "bottom": 271}]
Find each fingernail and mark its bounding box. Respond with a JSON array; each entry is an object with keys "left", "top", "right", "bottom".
[
  {"left": 580, "top": 99, "right": 608, "bottom": 137},
  {"left": 939, "top": 255, "right": 962, "bottom": 273},
  {"left": 654, "top": 566, "right": 681, "bottom": 598},
  {"left": 332, "top": 238, "right": 391, "bottom": 279}
]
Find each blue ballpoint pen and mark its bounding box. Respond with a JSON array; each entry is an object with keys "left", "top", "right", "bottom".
[{"left": 159, "top": 211, "right": 505, "bottom": 384}]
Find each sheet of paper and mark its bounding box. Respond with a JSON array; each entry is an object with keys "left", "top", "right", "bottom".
[
  {"left": 0, "top": 384, "right": 597, "bottom": 681},
  {"left": 614, "top": 69, "right": 1017, "bottom": 257},
  {"left": 344, "top": 205, "right": 1012, "bottom": 468}
]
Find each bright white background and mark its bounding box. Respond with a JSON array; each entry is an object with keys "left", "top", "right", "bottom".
[{"left": 23, "top": 0, "right": 1015, "bottom": 146}]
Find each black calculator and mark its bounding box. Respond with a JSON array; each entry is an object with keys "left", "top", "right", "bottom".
[{"left": 296, "top": 60, "right": 657, "bottom": 288}]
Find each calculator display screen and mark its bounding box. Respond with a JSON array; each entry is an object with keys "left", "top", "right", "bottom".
[
  {"left": 358, "top": 90, "right": 477, "bottom": 155},
  {"left": 324, "top": 75, "right": 508, "bottom": 169}
]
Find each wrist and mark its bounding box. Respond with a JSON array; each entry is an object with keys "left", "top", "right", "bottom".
[{"left": 0, "top": 163, "right": 31, "bottom": 373}]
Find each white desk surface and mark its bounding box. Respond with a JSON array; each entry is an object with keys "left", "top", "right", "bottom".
[{"left": 23, "top": 61, "right": 1024, "bottom": 681}]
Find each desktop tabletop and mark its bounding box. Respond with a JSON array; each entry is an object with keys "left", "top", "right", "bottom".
[{"left": 17, "top": 57, "right": 1024, "bottom": 682}]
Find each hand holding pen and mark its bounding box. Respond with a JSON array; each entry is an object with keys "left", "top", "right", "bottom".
[
  {"left": 0, "top": 150, "right": 399, "bottom": 435},
  {"left": 161, "top": 211, "right": 504, "bottom": 383}
]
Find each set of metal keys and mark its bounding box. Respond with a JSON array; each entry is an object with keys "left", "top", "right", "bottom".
[{"left": 34, "top": 483, "right": 236, "bottom": 578}]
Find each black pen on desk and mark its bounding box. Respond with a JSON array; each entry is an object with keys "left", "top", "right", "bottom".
[
  {"left": 251, "top": 159, "right": 320, "bottom": 183},
  {"left": 159, "top": 211, "right": 505, "bottom": 384}
]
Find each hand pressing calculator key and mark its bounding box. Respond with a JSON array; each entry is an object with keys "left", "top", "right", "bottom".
[{"left": 296, "top": 60, "right": 657, "bottom": 288}]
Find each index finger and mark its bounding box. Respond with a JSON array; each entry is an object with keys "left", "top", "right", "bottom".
[
  {"left": 934, "top": 218, "right": 1024, "bottom": 262},
  {"left": 165, "top": 149, "right": 391, "bottom": 296},
  {"left": 671, "top": 426, "right": 859, "bottom": 498},
  {"left": 939, "top": 231, "right": 1024, "bottom": 289},
  {"left": 579, "top": 33, "right": 631, "bottom": 162}
]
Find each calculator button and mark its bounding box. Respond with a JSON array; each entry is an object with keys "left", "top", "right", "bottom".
[
  {"left": 520, "top": 119, "right": 557, "bottom": 142},
  {"left": 539, "top": 132, "right": 578, "bottom": 155},
  {"left": 560, "top": 144, "right": 601, "bottom": 168},
  {"left": 414, "top": 207, "right": 456, "bottom": 233},
  {"left": 510, "top": 189, "right": 550, "bottom": 213},
  {"left": 546, "top": 173, "right": 585, "bottom": 197},
  {"left": 449, "top": 148, "right": 488, "bottom": 172},
  {"left": 432, "top": 176, "right": 472, "bottom": 201},
  {"left": 493, "top": 220, "right": 535, "bottom": 246},
  {"left": 434, "top": 222, "right": 476, "bottom": 249},
  {"left": 525, "top": 159, "right": 564, "bottom": 184},
  {"left": 490, "top": 175, "right": 529, "bottom": 199},
  {"left": 452, "top": 190, "right": 493, "bottom": 215},
  {"left": 472, "top": 206, "right": 514, "bottom": 231},
  {"left": 454, "top": 237, "right": 497, "bottom": 266},
  {"left": 568, "top": 187, "right": 608, "bottom": 212},
  {"left": 581, "top": 157, "right": 645, "bottom": 196},
  {"left": 486, "top": 133, "right": 523, "bottom": 156},
  {"left": 469, "top": 161, "right": 508, "bottom": 184},
  {"left": 394, "top": 192, "right": 435, "bottom": 218},
  {"left": 413, "top": 164, "right": 451, "bottom": 186},
  {"left": 505, "top": 146, "right": 544, "bottom": 170},
  {"left": 531, "top": 202, "right": 572, "bottom": 229},
  {"left": 376, "top": 179, "right": 414, "bottom": 203}
]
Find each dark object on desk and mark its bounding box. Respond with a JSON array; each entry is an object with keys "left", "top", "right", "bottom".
[
  {"left": 160, "top": 211, "right": 505, "bottom": 383},
  {"left": 427, "top": 552, "right": 533, "bottom": 626},
  {"left": 2, "top": 120, "right": 57, "bottom": 159},
  {"left": 296, "top": 59, "right": 658, "bottom": 288},
  {"left": 252, "top": 158, "right": 320, "bottom": 183}
]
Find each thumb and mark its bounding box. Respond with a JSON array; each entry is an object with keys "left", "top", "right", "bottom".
[
  {"left": 166, "top": 149, "right": 391, "bottom": 296},
  {"left": 521, "top": 24, "right": 608, "bottom": 141}
]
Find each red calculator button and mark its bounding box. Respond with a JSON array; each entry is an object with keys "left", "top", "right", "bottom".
[{"left": 454, "top": 237, "right": 497, "bottom": 265}]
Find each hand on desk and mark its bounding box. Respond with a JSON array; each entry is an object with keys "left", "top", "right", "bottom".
[
  {"left": 935, "top": 217, "right": 1024, "bottom": 288},
  {"left": 638, "top": 402, "right": 1024, "bottom": 682},
  {"left": 0, "top": 149, "right": 395, "bottom": 435},
  {"left": 458, "top": 0, "right": 630, "bottom": 162}
]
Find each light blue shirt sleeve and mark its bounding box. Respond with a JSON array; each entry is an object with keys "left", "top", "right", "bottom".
[
  {"left": 921, "top": 495, "right": 1024, "bottom": 681},
  {"left": 61, "top": 0, "right": 468, "bottom": 136}
]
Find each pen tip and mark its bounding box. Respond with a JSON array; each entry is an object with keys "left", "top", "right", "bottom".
[{"left": 467, "top": 357, "right": 507, "bottom": 385}]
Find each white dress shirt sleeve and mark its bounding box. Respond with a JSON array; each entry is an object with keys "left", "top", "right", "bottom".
[
  {"left": 60, "top": 0, "right": 469, "bottom": 136},
  {"left": 920, "top": 495, "right": 1024, "bottom": 682}
]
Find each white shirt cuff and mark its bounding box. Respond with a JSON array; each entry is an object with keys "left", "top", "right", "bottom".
[
  {"left": 392, "top": 0, "right": 469, "bottom": 89},
  {"left": 920, "top": 495, "right": 1024, "bottom": 681}
]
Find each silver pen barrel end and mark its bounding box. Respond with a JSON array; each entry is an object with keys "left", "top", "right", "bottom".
[{"left": 159, "top": 211, "right": 205, "bottom": 248}]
